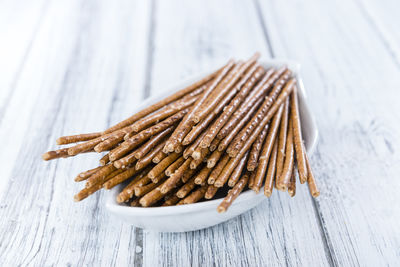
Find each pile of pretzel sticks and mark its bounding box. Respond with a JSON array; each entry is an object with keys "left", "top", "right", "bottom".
[{"left": 42, "top": 53, "right": 319, "bottom": 213}]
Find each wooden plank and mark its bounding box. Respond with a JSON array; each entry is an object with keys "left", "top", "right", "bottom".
[
  {"left": 0, "top": 0, "right": 151, "bottom": 265},
  {"left": 142, "top": 0, "right": 330, "bottom": 266},
  {"left": 257, "top": 0, "right": 400, "bottom": 265}
]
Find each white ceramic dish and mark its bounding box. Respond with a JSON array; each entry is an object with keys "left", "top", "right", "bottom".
[{"left": 106, "top": 60, "right": 318, "bottom": 232}]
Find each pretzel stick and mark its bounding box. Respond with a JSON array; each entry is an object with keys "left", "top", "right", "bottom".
[
  {"left": 116, "top": 168, "right": 150, "bottom": 202},
  {"left": 160, "top": 158, "right": 191, "bottom": 194},
  {"left": 190, "top": 151, "right": 207, "bottom": 170},
  {"left": 192, "top": 53, "right": 260, "bottom": 123},
  {"left": 228, "top": 151, "right": 249, "bottom": 187},
  {"left": 176, "top": 176, "right": 197, "bottom": 198},
  {"left": 264, "top": 141, "right": 278, "bottom": 197},
  {"left": 74, "top": 166, "right": 104, "bottom": 182},
  {"left": 253, "top": 104, "right": 284, "bottom": 192},
  {"left": 191, "top": 147, "right": 208, "bottom": 163},
  {"left": 104, "top": 166, "right": 142, "bottom": 189},
  {"left": 135, "top": 180, "right": 165, "bottom": 197},
  {"left": 103, "top": 67, "right": 221, "bottom": 134},
  {"left": 57, "top": 132, "right": 101, "bottom": 145},
  {"left": 291, "top": 87, "right": 308, "bottom": 183},
  {"left": 288, "top": 167, "right": 296, "bottom": 197},
  {"left": 148, "top": 152, "right": 180, "bottom": 180},
  {"left": 204, "top": 185, "right": 219, "bottom": 199},
  {"left": 152, "top": 150, "right": 167, "bottom": 163},
  {"left": 207, "top": 149, "right": 223, "bottom": 168},
  {"left": 217, "top": 172, "right": 249, "bottom": 213},
  {"left": 174, "top": 144, "right": 183, "bottom": 153},
  {"left": 116, "top": 140, "right": 165, "bottom": 170},
  {"left": 164, "top": 60, "right": 235, "bottom": 152},
  {"left": 183, "top": 185, "right": 207, "bottom": 204},
  {"left": 227, "top": 70, "right": 292, "bottom": 157},
  {"left": 99, "top": 154, "right": 110, "bottom": 166},
  {"left": 165, "top": 157, "right": 185, "bottom": 176},
  {"left": 218, "top": 66, "right": 286, "bottom": 139},
  {"left": 183, "top": 131, "right": 207, "bottom": 159},
  {"left": 109, "top": 110, "right": 186, "bottom": 161},
  {"left": 85, "top": 164, "right": 116, "bottom": 187},
  {"left": 42, "top": 148, "right": 73, "bottom": 160},
  {"left": 248, "top": 171, "right": 256, "bottom": 189},
  {"left": 194, "top": 165, "right": 213, "bottom": 185},
  {"left": 209, "top": 138, "right": 219, "bottom": 151},
  {"left": 74, "top": 169, "right": 120, "bottom": 201},
  {"left": 162, "top": 194, "right": 181, "bottom": 206},
  {"left": 94, "top": 132, "right": 127, "bottom": 152},
  {"left": 275, "top": 98, "right": 289, "bottom": 182},
  {"left": 276, "top": 115, "right": 294, "bottom": 191},
  {"left": 133, "top": 126, "right": 173, "bottom": 159},
  {"left": 305, "top": 152, "right": 320, "bottom": 197},
  {"left": 247, "top": 123, "right": 269, "bottom": 171},
  {"left": 208, "top": 154, "right": 230, "bottom": 185},
  {"left": 201, "top": 65, "right": 267, "bottom": 148},
  {"left": 139, "top": 187, "right": 164, "bottom": 207},
  {"left": 130, "top": 198, "right": 141, "bottom": 207},
  {"left": 218, "top": 97, "right": 263, "bottom": 151},
  {"left": 181, "top": 168, "right": 196, "bottom": 183}
]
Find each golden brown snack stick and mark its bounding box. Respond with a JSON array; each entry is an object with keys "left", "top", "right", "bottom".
[
  {"left": 160, "top": 158, "right": 191, "bottom": 194},
  {"left": 103, "top": 67, "right": 221, "bottom": 134},
  {"left": 227, "top": 70, "right": 292, "bottom": 157},
  {"left": 85, "top": 164, "right": 117, "bottom": 187},
  {"left": 191, "top": 148, "right": 209, "bottom": 167},
  {"left": 209, "top": 138, "right": 219, "bottom": 152},
  {"left": 135, "top": 180, "right": 164, "bottom": 197},
  {"left": 162, "top": 194, "right": 181, "bottom": 206},
  {"left": 132, "top": 141, "right": 166, "bottom": 170},
  {"left": 94, "top": 132, "right": 126, "bottom": 153},
  {"left": 247, "top": 123, "right": 269, "bottom": 171},
  {"left": 99, "top": 154, "right": 110, "bottom": 166},
  {"left": 174, "top": 144, "right": 183, "bottom": 153},
  {"left": 288, "top": 167, "right": 296, "bottom": 197},
  {"left": 207, "top": 149, "right": 223, "bottom": 168},
  {"left": 201, "top": 65, "right": 267, "bottom": 147},
  {"left": 228, "top": 151, "right": 249, "bottom": 187},
  {"left": 291, "top": 87, "right": 308, "bottom": 183},
  {"left": 204, "top": 185, "right": 219, "bottom": 199},
  {"left": 192, "top": 53, "right": 260, "bottom": 123},
  {"left": 148, "top": 152, "right": 180, "bottom": 180},
  {"left": 305, "top": 152, "right": 320, "bottom": 197},
  {"left": 116, "top": 168, "right": 150, "bottom": 203},
  {"left": 139, "top": 187, "right": 163, "bottom": 207},
  {"left": 164, "top": 60, "right": 235, "bottom": 152},
  {"left": 264, "top": 141, "right": 278, "bottom": 197},
  {"left": 134, "top": 126, "right": 173, "bottom": 159},
  {"left": 176, "top": 176, "right": 197, "bottom": 198},
  {"left": 181, "top": 168, "right": 196, "bottom": 183},
  {"left": 57, "top": 132, "right": 101, "bottom": 145},
  {"left": 218, "top": 97, "right": 263, "bottom": 151},
  {"left": 165, "top": 157, "right": 185, "bottom": 176},
  {"left": 218, "top": 66, "right": 287, "bottom": 139},
  {"left": 43, "top": 148, "right": 93, "bottom": 161},
  {"left": 252, "top": 104, "right": 284, "bottom": 192},
  {"left": 217, "top": 172, "right": 249, "bottom": 213},
  {"left": 103, "top": 166, "right": 142, "bottom": 189},
  {"left": 75, "top": 166, "right": 104, "bottom": 182},
  {"left": 183, "top": 131, "right": 207, "bottom": 159},
  {"left": 275, "top": 98, "right": 289, "bottom": 182},
  {"left": 109, "top": 110, "right": 187, "bottom": 161},
  {"left": 208, "top": 154, "right": 230, "bottom": 185},
  {"left": 152, "top": 150, "right": 167, "bottom": 163},
  {"left": 130, "top": 198, "right": 141, "bottom": 207},
  {"left": 276, "top": 115, "right": 294, "bottom": 191},
  {"left": 194, "top": 165, "right": 213, "bottom": 185},
  {"left": 248, "top": 171, "right": 256, "bottom": 189},
  {"left": 183, "top": 185, "right": 207, "bottom": 204},
  {"left": 191, "top": 146, "right": 207, "bottom": 161}
]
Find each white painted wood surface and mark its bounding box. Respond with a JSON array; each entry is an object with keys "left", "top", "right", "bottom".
[{"left": 0, "top": 0, "right": 399, "bottom": 266}]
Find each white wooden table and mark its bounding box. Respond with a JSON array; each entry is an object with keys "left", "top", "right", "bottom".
[{"left": 1, "top": 0, "right": 399, "bottom": 266}]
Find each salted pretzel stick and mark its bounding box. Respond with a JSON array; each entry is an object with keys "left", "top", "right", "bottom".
[
  {"left": 116, "top": 168, "right": 150, "bottom": 202},
  {"left": 74, "top": 169, "right": 120, "bottom": 201},
  {"left": 227, "top": 70, "right": 292, "bottom": 157},
  {"left": 208, "top": 154, "right": 230, "bottom": 185},
  {"left": 99, "top": 154, "right": 110, "bottom": 166},
  {"left": 253, "top": 104, "right": 284, "bottom": 192},
  {"left": 248, "top": 171, "right": 256, "bottom": 189},
  {"left": 109, "top": 110, "right": 186, "bottom": 161},
  {"left": 104, "top": 66, "right": 221, "bottom": 134},
  {"left": 194, "top": 165, "right": 213, "bottom": 185},
  {"left": 190, "top": 150, "right": 208, "bottom": 169},
  {"left": 218, "top": 97, "right": 263, "bottom": 151},
  {"left": 209, "top": 138, "right": 219, "bottom": 151},
  {"left": 181, "top": 168, "right": 196, "bottom": 183},
  {"left": 264, "top": 141, "right": 278, "bottom": 197},
  {"left": 276, "top": 115, "right": 294, "bottom": 191},
  {"left": 164, "top": 60, "right": 235, "bottom": 152},
  {"left": 291, "top": 87, "right": 308, "bottom": 183},
  {"left": 191, "top": 147, "right": 209, "bottom": 163},
  {"left": 183, "top": 185, "right": 207, "bottom": 204},
  {"left": 148, "top": 152, "right": 180, "bottom": 180},
  {"left": 228, "top": 151, "right": 249, "bottom": 187},
  {"left": 174, "top": 144, "right": 183, "bottom": 153},
  {"left": 160, "top": 158, "right": 191, "bottom": 194},
  {"left": 165, "top": 157, "right": 185, "bottom": 176},
  {"left": 74, "top": 166, "right": 104, "bottom": 182},
  {"left": 217, "top": 172, "right": 249, "bottom": 213},
  {"left": 162, "top": 194, "right": 181, "bottom": 206},
  {"left": 128, "top": 141, "right": 165, "bottom": 170},
  {"left": 218, "top": 66, "right": 287, "bottom": 139},
  {"left": 183, "top": 86, "right": 238, "bottom": 146},
  {"left": 176, "top": 176, "right": 197, "bottom": 198},
  {"left": 247, "top": 123, "right": 269, "bottom": 171},
  {"left": 133, "top": 127, "right": 173, "bottom": 159},
  {"left": 192, "top": 53, "right": 260, "bottom": 123},
  {"left": 201, "top": 65, "right": 267, "bottom": 148},
  {"left": 207, "top": 149, "right": 223, "bottom": 168},
  {"left": 56, "top": 132, "right": 101, "bottom": 145},
  {"left": 43, "top": 147, "right": 94, "bottom": 160},
  {"left": 85, "top": 164, "right": 116, "bottom": 187},
  {"left": 305, "top": 152, "right": 320, "bottom": 197},
  {"left": 139, "top": 187, "right": 163, "bottom": 207},
  {"left": 288, "top": 167, "right": 296, "bottom": 197},
  {"left": 275, "top": 98, "right": 289, "bottom": 182},
  {"left": 130, "top": 198, "right": 141, "bottom": 207},
  {"left": 183, "top": 131, "right": 207, "bottom": 159},
  {"left": 94, "top": 129, "right": 131, "bottom": 153},
  {"left": 104, "top": 166, "right": 142, "bottom": 189},
  {"left": 152, "top": 150, "right": 167, "bottom": 163},
  {"left": 135, "top": 180, "right": 165, "bottom": 197},
  {"left": 204, "top": 185, "right": 219, "bottom": 199}
]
